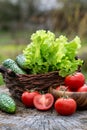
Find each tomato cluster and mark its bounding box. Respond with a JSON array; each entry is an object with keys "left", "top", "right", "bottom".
[
  {"left": 54, "top": 72, "right": 87, "bottom": 116},
  {"left": 21, "top": 90, "right": 77, "bottom": 116},
  {"left": 64, "top": 72, "right": 86, "bottom": 92},
  {"left": 21, "top": 72, "right": 87, "bottom": 116},
  {"left": 56, "top": 72, "right": 87, "bottom": 92},
  {"left": 21, "top": 91, "right": 54, "bottom": 111}
]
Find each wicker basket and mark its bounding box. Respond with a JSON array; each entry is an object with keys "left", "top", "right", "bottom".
[
  {"left": 0, "top": 65, "right": 65, "bottom": 100},
  {"left": 1, "top": 65, "right": 87, "bottom": 110}
]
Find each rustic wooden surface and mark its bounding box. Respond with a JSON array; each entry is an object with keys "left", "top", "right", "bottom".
[{"left": 0, "top": 86, "right": 87, "bottom": 130}]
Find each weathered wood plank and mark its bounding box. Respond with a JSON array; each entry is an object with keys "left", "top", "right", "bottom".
[{"left": 0, "top": 86, "right": 87, "bottom": 130}]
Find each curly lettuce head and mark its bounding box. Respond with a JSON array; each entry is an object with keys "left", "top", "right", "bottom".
[{"left": 23, "top": 30, "right": 83, "bottom": 77}]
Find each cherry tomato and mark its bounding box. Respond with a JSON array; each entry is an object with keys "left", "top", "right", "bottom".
[
  {"left": 54, "top": 97, "right": 77, "bottom": 116},
  {"left": 33, "top": 93, "right": 54, "bottom": 110},
  {"left": 65, "top": 72, "right": 85, "bottom": 91},
  {"left": 56, "top": 85, "right": 71, "bottom": 92},
  {"left": 21, "top": 91, "right": 39, "bottom": 107},
  {"left": 77, "top": 84, "right": 87, "bottom": 92}
]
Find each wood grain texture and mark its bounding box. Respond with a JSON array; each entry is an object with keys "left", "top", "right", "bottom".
[{"left": 0, "top": 86, "right": 87, "bottom": 130}]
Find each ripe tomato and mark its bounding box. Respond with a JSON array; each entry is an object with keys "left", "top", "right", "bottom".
[
  {"left": 33, "top": 93, "right": 54, "bottom": 110},
  {"left": 56, "top": 85, "right": 71, "bottom": 92},
  {"left": 65, "top": 72, "right": 85, "bottom": 91},
  {"left": 77, "top": 84, "right": 87, "bottom": 92},
  {"left": 54, "top": 98, "right": 77, "bottom": 116},
  {"left": 21, "top": 91, "right": 39, "bottom": 107}
]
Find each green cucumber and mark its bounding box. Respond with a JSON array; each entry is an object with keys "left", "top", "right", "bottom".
[
  {"left": 16, "top": 54, "right": 27, "bottom": 69},
  {"left": 2, "top": 58, "right": 26, "bottom": 74},
  {"left": 0, "top": 93, "right": 16, "bottom": 113}
]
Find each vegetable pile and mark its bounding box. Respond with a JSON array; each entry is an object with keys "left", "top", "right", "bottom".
[
  {"left": 23, "top": 30, "right": 83, "bottom": 77},
  {"left": 1, "top": 30, "right": 87, "bottom": 116},
  {"left": 21, "top": 71, "right": 87, "bottom": 116}
]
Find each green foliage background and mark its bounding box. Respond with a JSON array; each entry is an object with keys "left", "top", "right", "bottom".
[{"left": 0, "top": 0, "right": 87, "bottom": 85}]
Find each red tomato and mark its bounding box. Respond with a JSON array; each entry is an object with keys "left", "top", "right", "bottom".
[
  {"left": 56, "top": 85, "right": 71, "bottom": 92},
  {"left": 54, "top": 98, "right": 77, "bottom": 116},
  {"left": 65, "top": 72, "right": 85, "bottom": 91},
  {"left": 77, "top": 84, "right": 87, "bottom": 92},
  {"left": 33, "top": 93, "right": 54, "bottom": 110},
  {"left": 21, "top": 91, "right": 39, "bottom": 107}
]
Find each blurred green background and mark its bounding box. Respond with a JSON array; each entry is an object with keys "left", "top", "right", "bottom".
[{"left": 0, "top": 0, "right": 87, "bottom": 85}]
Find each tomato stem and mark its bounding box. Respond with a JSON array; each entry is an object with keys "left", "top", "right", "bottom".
[{"left": 63, "top": 89, "right": 69, "bottom": 99}]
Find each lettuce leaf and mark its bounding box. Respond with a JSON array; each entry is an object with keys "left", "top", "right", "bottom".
[{"left": 23, "top": 30, "right": 83, "bottom": 77}]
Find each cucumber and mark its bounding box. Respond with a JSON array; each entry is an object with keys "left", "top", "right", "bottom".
[
  {"left": 0, "top": 93, "right": 16, "bottom": 113},
  {"left": 2, "top": 58, "right": 26, "bottom": 74},
  {"left": 16, "top": 54, "right": 27, "bottom": 70}
]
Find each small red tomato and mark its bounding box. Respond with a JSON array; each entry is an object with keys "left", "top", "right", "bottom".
[
  {"left": 54, "top": 98, "right": 77, "bottom": 116},
  {"left": 65, "top": 72, "right": 85, "bottom": 91},
  {"left": 21, "top": 91, "right": 39, "bottom": 107},
  {"left": 56, "top": 85, "right": 71, "bottom": 92},
  {"left": 33, "top": 93, "right": 54, "bottom": 111},
  {"left": 77, "top": 84, "right": 87, "bottom": 92}
]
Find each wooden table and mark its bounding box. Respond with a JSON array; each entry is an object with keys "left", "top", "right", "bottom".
[{"left": 0, "top": 86, "right": 87, "bottom": 130}]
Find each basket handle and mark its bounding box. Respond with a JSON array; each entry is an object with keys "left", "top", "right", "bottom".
[
  {"left": 0, "top": 65, "right": 7, "bottom": 74},
  {"left": 0, "top": 65, "right": 16, "bottom": 77}
]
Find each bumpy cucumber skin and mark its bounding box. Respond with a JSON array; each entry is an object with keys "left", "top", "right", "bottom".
[
  {"left": 16, "top": 54, "right": 27, "bottom": 69},
  {"left": 2, "top": 58, "right": 26, "bottom": 74},
  {"left": 0, "top": 93, "right": 16, "bottom": 113}
]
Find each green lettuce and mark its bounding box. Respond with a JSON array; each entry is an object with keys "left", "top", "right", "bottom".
[{"left": 23, "top": 30, "right": 83, "bottom": 77}]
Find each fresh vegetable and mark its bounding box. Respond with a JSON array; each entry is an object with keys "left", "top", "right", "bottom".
[
  {"left": 56, "top": 85, "right": 71, "bottom": 92},
  {"left": 54, "top": 97, "right": 77, "bottom": 116},
  {"left": 33, "top": 93, "right": 54, "bottom": 110},
  {"left": 2, "top": 58, "right": 26, "bottom": 74},
  {"left": 16, "top": 54, "right": 27, "bottom": 70},
  {"left": 0, "top": 93, "right": 16, "bottom": 113},
  {"left": 23, "top": 30, "right": 83, "bottom": 77},
  {"left": 65, "top": 72, "right": 85, "bottom": 91},
  {"left": 77, "top": 84, "right": 87, "bottom": 92},
  {"left": 21, "top": 91, "right": 39, "bottom": 107}
]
